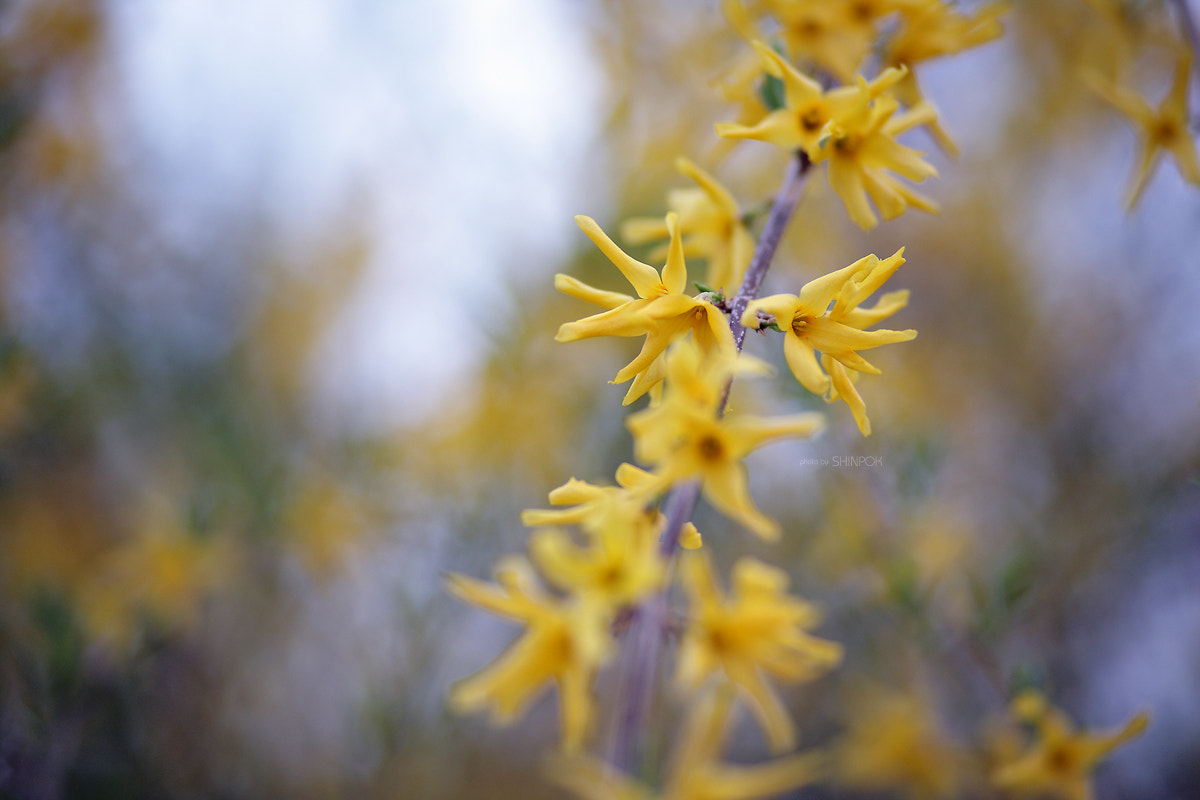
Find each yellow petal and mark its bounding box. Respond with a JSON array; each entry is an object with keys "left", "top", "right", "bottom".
[
  {"left": 702, "top": 458, "right": 780, "bottom": 540},
  {"left": 555, "top": 273, "right": 633, "bottom": 310},
  {"left": 575, "top": 215, "right": 664, "bottom": 299},
  {"left": 783, "top": 333, "right": 831, "bottom": 395}
]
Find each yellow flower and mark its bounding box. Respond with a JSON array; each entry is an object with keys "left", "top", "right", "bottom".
[
  {"left": 883, "top": 1, "right": 1008, "bottom": 68},
  {"left": 521, "top": 465, "right": 702, "bottom": 551},
  {"left": 621, "top": 157, "right": 756, "bottom": 294},
  {"left": 520, "top": 474, "right": 665, "bottom": 609},
  {"left": 991, "top": 691, "right": 1149, "bottom": 800},
  {"left": 742, "top": 250, "right": 916, "bottom": 435},
  {"left": 831, "top": 684, "right": 965, "bottom": 799},
  {"left": 710, "top": 1, "right": 772, "bottom": 161},
  {"left": 556, "top": 213, "right": 735, "bottom": 404},
  {"left": 880, "top": 2, "right": 1007, "bottom": 157},
  {"left": 716, "top": 42, "right": 907, "bottom": 158},
  {"left": 520, "top": 464, "right": 659, "bottom": 529},
  {"left": 1087, "top": 57, "right": 1200, "bottom": 209},
  {"left": 810, "top": 78, "right": 940, "bottom": 229},
  {"left": 675, "top": 553, "right": 842, "bottom": 752},
  {"left": 765, "top": 0, "right": 876, "bottom": 83},
  {"left": 445, "top": 556, "right": 612, "bottom": 753},
  {"left": 627, "top": 343, "right": 824, "bottom": 540},
  {"left": 547, "top": 685, "right": 824, "bottom": 800}
]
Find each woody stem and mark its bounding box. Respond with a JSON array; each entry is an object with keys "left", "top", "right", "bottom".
[{"left": 606, "top": 149, "right": 813, "bottom": 775}]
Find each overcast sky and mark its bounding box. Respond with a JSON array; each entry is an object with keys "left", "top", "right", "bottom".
[{"left": 108, "top": 0, "right": 605, "bottom": 430}]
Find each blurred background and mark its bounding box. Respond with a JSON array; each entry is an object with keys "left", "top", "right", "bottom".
[{"left": 0, "top": 0, "right": 1198, "bottom": 798}]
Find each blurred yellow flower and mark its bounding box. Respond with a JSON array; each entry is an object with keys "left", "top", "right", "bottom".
[
  {"left": 524, "top": 475, "right": 666, "bottom": 609},
  {"left": 810, "top": 81, "right": 940, "bottom": 229},
  {"left": 883, "top": 1, "right": 1008, "bottom": 68},
  {"left": 743, "top": 250, "right": 915, "bottom": 435},
  {"left": 1087, "top": 57, "right": 1200, "bottom": 209},
  {"left": 831, "top": 685, "right": 965, "bottom": 799},
  {"left": 520, "top": 464, "right": 658, "bottom": 529},
  {"left": 675, "top": 553, "right": 842, "bottom": 752},
  {"left": 621, "top": 157, "right": 756, "bottom": 294},
  {"left": 445, "top": 556, "right": 612, "bottom": 753},
  {"left": 716, "top": 41, "right": 907, "bottom": 158},
  {"left": 556, "top": 213, "right": 735, "bottom": 404},
  {"left": 521, "top": 465, "right": 702, "bottom": 553},
  {"left": 627, "top": 343, "right": 824, "bottom": 539},
  {"left": 880, "top": 1, "right": 1007, "bottom": 156},
  {"left": 79, "top": 497, "right": 234, "bottom": 649},
  {"left": 766, "top": 0, "right": 876, "bottom": 83},
  {"left": 547, "top": 684, "right": 824, "bottom": 800},
  {"left": 991, "top": 691, "right": 1149, "bottom": 800}
]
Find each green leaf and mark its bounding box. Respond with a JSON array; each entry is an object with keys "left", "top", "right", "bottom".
[{"left": 758, "top": 73, "right": 785, "bottom": 111}]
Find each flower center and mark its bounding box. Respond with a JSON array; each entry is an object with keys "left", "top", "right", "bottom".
[
  {"left": 1154, "top": 118, "right": 1181, "bottom": 143},
  {"left": 792, "top": 313, "right": 811, "bottom": 335},
  {"left": 798, "top": 17, "right": 822, "bottom": 37},
  {"left": 1046, "top": 744, "right": 1078, "bottom": 774},
  {"left": 832, "top": 133, "right": 860, "bottom": 154},
  {"left": 799, "top": 107, "right": 825, "bottom": 133},
  {"left": 697, "top": 434, "right": 725, "bottom": 462}
]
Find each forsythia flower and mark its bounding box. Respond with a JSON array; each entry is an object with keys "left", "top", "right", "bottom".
[
  {"left": 627, "top": 341, "right": 825, "bottom": 540},
  {"left": 521, "top": 465, "right": 702, "bottom": 550},
  {"left": 715, "top": 41, "right": 907, "bottom": 157},
  {"left": 520, "top": 464, "right": 660, "bottom": 529},
  {"left": 881, "top": 1, "right": 1008, "bottom": 156},
  {"left": 991, "top": 691, "right": 1149, "bottom": 800},
  {"left": 620, "top": 157, "right": 756, "bottom": 294},
  {"left": 764, "top": 0, "right": 876, "bottom": 83},
  {"left": 556, "top": 213, "right": 735, "bottom": 404},
  {"left": 831, "top": 685, "right": 965, "bottom": 799},
  {"left": 547, "top": 685, "right": 824, "bottom": 800},
  {"left": 1087, "top": 57, "right": 1200, "bottom": 209},
  {"left": 883, "top": 0, "right": 1008, "bottom": 68},
  {"left": 445, "top": 557, "right": 612, "bottom": 752},
  {"left": 521, "top": 473, "right": 667, "bottom": 610},
  {"left": 675, "top": 553, "right": 843, "bottom": 753},
  {"left": 809, "top": 79, "right": 940, "bottom": 229},
  {"left": 742, "top": 250, "right": 916, "bottom": 436}
]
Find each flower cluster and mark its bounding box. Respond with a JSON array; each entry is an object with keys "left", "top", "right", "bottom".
[
  {"left": 715, "top": 0, "right": 1006, "bottom": 228},
  {"left": 446, "top": 2, "right": 1158, "bottom": 798}
]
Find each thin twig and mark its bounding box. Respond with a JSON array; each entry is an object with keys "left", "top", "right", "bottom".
[
  {"left": 605, "top": 149, "right": 814, "bottom": 775},
  {"left": 729, "top": 150, "right": 813, "bottom": 352}
]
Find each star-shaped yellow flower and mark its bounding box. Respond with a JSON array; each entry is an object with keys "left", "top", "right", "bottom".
[
  {"left": 556, "top": 213, "right": 735, "bottom": 404},
  {"left": 742, "top": 250, "right": 916, "bottom": 435},
  {"left": 675, "top": 553, "right": 843, "bottom": 752},
  {"left": 883, "top": 1, "right": 1007, "bottom": 68},
  {"left": 810, "top": 80, "right": 940, "bottom": 229},
  {"left": 716, "top": 41, "right": 907, "bottom": 158},
  {"left": 626, "top": 342, "right": 825, "bottom": 540},
  {"left": 521, "top": 465, "right": 702, "bottom": 550},
  {"left": 991, "top": 691, "right": 1149, "bottom": 800},
  {"left": 765, "top": 0, "right": 876, "bottom": 83},
  {"left": 1087, "top": 57, "right": 1200, "bottom": 209},
  {"left": 547, "top": 684, "right": 824, "bottom": 800},
  {"left": 445, "top": 557, "right": 612, "bottom": 753},
  {"left": 832, "top": 684, "right": 966, "bottom": 800},
  {"left": 621, "top": 157, "right": 756, "bottom": 294}
]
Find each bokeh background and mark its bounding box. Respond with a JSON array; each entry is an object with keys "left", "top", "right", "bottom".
[{"left": 1, "top": 0, "right": 1198, "bottom": 798}]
